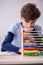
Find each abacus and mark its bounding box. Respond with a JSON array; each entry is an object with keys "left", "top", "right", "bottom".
[{"left": 23, "top": 31, "right": 43, "bottom": 56}]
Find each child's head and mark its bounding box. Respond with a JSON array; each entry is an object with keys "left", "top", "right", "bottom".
[{"left": 20, "top": 3, "right": 41, "bottom": 28}]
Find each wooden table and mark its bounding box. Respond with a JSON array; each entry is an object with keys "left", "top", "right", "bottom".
[{"left": 0, "top": 52, "right": 43, "bottom": 64}]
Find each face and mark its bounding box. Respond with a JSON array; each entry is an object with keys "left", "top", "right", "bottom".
[
  {"left": 21, "top": 17, "right": 37, "bottom": 32},
  {"left": 21, "top": 18, "right": 36, "bottom": 28},
  {"left": 23, "top": 20, "right": 35, "bottom": 28}
]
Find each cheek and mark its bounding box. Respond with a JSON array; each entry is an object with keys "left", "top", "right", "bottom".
[
  {"left": 32, "top": 23, "right": 35, "bottom": 26},
  {"left": 30, "top": 23, "right": 35, "bottom": 27},
  {"left": 25, "top": 24, "right": 30, "bottom": 28},
  {"left": 24, "top": 23, "right": 28, "bottom": 27},
  {"left": 27, "top": 23, "right": 31, "bottom": 27}
]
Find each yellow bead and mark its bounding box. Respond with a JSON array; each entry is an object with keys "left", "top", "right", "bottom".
[
  {"left": 23, "top": 32, "right": 30, "bottom": 35},
  {"left": 24, "top": 50, "right": 38, "bottom": 53},
  {"left": 42, "top": 38, "right": 43, "bottom": 40}
]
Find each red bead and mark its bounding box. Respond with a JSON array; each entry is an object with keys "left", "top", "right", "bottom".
[
  {"left": 29, "top": 40, "right": 34, "bottom": 43},
  {"left": 24, "top": 48, "right": 40, "bottom": 50},
  {"left": 23, "top": 38, "right": 28, "bottom": 42}
]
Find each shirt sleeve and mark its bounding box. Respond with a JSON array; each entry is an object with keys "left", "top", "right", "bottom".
[
  {"left": 8, "top": 24, "right": 17, "bottom": 35},
  {"left": 1, "top": 32, "right": 20, "bottom": 54},
  {"left": 34, "top": 25, "right": 42, "bottom": 36},
  {"left": 35, "top": 25, "right": 42, "bottom": 31}
]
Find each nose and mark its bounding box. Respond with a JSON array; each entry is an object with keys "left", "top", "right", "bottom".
[{"left": 26, "top": 23, "right": 30, "bottom": 28}]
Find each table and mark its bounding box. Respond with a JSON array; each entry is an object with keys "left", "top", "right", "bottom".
[{"left": 0, "top": 52, "right": 43, "bottom": 64}]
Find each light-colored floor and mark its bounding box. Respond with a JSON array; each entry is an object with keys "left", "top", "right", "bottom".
[{"left": 0, "top": 52, "right": 43, "bottom": 64}]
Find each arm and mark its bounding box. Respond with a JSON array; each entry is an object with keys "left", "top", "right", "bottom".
[{"left": 1, "top": 32, "right": 20, "bottom": 54}]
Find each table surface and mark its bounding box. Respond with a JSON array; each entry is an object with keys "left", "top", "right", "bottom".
[{"left": 0, "top": 52, "right": 43, "bottom": 64}]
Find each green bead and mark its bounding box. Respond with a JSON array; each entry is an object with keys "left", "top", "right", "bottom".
[
  {"left": 28, "top": 38, "right": 31, "bottom": 40},
  {"left": 40, "top": 38, "right": 43, "bottom": 42},
  {"left": 28, "top": 37, "right": 33, "bottom": 40},
  {"left": 37, "top": 52, "right": 43, "bottom": 56},
  {"left": 38, "top": 54, "right": 43, "bottom": 56},
  {"left": 41, "top": 40, "right": 43, "bottom": 42}
]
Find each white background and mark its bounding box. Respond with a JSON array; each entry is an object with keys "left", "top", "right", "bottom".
[{"left": 0, "top": 0, "right": 43, "bottom": 51}]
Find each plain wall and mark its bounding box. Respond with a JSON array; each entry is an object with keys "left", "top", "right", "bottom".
[{"left": 0, "top": 0, "right": 43, "bottom": 51}]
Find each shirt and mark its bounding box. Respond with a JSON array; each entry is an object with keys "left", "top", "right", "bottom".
[{"left": 1, "top": 22, "right": 42, "bottom": 53}]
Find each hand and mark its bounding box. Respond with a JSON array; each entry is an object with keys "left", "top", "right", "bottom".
[
  {"left": 19, "top": 48, "right": 22, "bottom": 53},
  {"left": 19, "top": 49, "right": 22, "bottom": 52}
]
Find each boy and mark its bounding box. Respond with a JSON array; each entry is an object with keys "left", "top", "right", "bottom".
[{"left": 1, "top": 3, "right": 42, "bottom": 54}]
